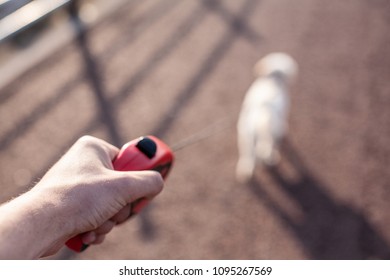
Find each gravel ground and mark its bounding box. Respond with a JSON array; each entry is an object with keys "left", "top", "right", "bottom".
[{"left": 0, "top": 0, "right": 389, "bottom": 259}]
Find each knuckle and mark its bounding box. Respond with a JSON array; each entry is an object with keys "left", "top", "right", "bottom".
[{"left": 77, "top": 135, "right": 99, "bottom": 146}]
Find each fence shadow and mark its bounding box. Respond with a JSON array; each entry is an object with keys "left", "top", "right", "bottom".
[
  {"left": 151, "top": 0, "right": 261, "bottom": 139},
  {"left": 248, "top": 139, "right": 390, "bottom": 259}
]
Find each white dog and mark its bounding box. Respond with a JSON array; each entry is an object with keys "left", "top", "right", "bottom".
[{"left": 236, "top": 52, "right": 298, "bottom": 183}]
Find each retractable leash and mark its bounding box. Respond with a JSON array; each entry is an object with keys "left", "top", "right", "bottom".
[
  {"left": 65, "top": 135, "right": 174, "bottom": 252},
  {"left": 66, "top": 118, "right": 231, "bottom": 252}
]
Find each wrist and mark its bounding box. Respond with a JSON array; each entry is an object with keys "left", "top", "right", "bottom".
[{"left": 0, "top": 189, "right": 73, "bottom": 259}]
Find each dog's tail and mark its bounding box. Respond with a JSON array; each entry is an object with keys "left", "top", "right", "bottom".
[{"left": 253, "top": 52, "right": 298, "bottom": 84}]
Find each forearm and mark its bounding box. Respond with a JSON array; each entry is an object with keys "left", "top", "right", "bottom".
[{"left": 0, "top": 190, "right": 71, "bottom": 259}]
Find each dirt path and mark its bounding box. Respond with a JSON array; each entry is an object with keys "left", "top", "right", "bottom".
[{"left": 1, "top": 0, "right": 389, "bottom": 259}]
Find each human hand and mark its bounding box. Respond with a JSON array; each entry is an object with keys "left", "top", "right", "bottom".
[{"left": 0, "top": 136, "right": 164, "bottom": 259}]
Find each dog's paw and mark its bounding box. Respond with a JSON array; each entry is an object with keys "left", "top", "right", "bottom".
[
  {"left": 236, "top": 160, "right": 255, "bottom": 183},
  {"left": 263, "top": 149, "right": 281, "bottom": 166}
]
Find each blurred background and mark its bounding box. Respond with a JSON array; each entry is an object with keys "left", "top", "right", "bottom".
[{"left": 0, "top": 0, "right": 390, "bottom": 259}]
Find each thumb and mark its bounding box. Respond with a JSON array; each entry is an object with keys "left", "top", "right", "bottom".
[{"left": 113, "top": 170, "right": 164, "bottom": 204}]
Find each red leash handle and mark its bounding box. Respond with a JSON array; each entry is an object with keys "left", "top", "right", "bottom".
[{"left": 65, "top": 136, "right": 174, "bottom": 252}]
